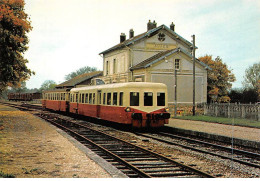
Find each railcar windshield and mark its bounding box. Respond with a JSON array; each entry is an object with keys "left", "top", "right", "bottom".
[
  {"left": 157, "top": 92, "right": 165, "bottom": 106},
  {"left": 144, "top": 92, "right": 153, "bottom": 106},
  {"left": 130, "top": 92, "right": 139, "bottom": 106}
]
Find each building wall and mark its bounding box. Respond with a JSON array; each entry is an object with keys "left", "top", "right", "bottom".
[
  {"left": 100, "top": 28, "right": 207, "bottom": 104},
  {"left": 132, "top": 52, "right": 207, "bottom": 103},
  {"left": 130, "top": 30, "right": 191, "bottom": 67}
]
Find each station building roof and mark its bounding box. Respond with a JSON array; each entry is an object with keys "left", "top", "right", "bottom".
[{"left": 55, "top": 71, "right": 103, "bottom": 89}]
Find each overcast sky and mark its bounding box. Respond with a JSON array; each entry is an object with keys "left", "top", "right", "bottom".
[{"left": 24, "top": 0, "right": 260, "bottom": 89}]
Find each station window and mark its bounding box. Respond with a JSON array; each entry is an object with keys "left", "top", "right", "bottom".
[
  {"left": 130, "top": 92, "right": 139, "bottom": 106},
  {"left": 103, "top": 93, "right": 106, "bottom": 105},
  {"left": 89, "top": 93, "right": 92, "bottom": 104},
  {"left": 119, "top": 92, "right": 123, "bottom": 106},
  {"left": 175, "top": 59, "right": 180, "bottom": 70},
  {"left": 157, "top": 92, "right": 165, "bottom": 106},
  {"left": 113, "top": 92, "right": 117, "bottom": 105},
  {"left": 107, "top": 93, "right": 111, "bottom": 105},
  {"left": 144, "top": 92, "right": 153, "bottom": 106},
  {"left": 85, "top": 93, "right": 89, "bottom": 103}
]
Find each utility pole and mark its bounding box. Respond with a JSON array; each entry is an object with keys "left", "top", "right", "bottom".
[
  {"left": 174, "top": 68, "right": 177, "bottom": 117},
  {"left": 192, "top": 35, "right": 196, "bottom": 116}
]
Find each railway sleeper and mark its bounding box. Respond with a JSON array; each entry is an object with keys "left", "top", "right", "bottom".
[
  {"left": 141, "top": 168, "right": 183, "bottom": 173},
  {"left": 149, "top": 172, "right": 195, "bottom": 177},
  {"left": 132, "top": 162, "right": 171, "bottom": 166},
  {"left": 124, "top": 158, "right": 159, "bottom": 162},
  {"left": 135, "top": 165, "right": 178, "bottom": 169}
]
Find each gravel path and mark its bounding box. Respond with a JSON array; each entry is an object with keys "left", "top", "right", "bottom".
[
  {"left": 167, "top": 119, "right": 260, "bottom": 142},
  {"left": 0, "top": 105, "right": 111, "bottom": 178}
]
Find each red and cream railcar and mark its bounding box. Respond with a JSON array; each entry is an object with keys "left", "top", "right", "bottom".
[
  {"left": 42, "top": 89, "right": 70, "bottom": 112},
  {"left": 70, "top": 82, "right": 170, "bottom": 128}
]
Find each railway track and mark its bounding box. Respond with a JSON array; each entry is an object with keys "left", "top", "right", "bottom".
[
  {"left": 36, "top": 113, "right": 213, "bottom": 178},
  {"left": 0, "top": 101, "right": 214, "bottom": 178},
  {"left": 135, "top": 132, "right": 260, "bottom": 169}
]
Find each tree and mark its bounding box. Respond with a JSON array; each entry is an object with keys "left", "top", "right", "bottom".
[
  {"left": 243, "top": 62, "right": 260, "bottom": 90},
  {"left": 64, "top": 66, "right": 98, "bottom": 80},
  {"left": 0, "top": 0, "right": 34, "bottom": 94},
  {"left": 229, "top": 88, "right": 258, "bottom": 103},
  {"left": 199, "top": 55, "right": 236, "bottom": 103},
  {"left": 39, "top": 80, "right": 56, "bottom": 92}
]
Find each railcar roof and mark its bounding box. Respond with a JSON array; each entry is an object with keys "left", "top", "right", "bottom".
[
  {"left": 70, "top": 82, "right": 167, "bottom": 92},
  {"left": 43, "top": 88, "right": 70, "bottom": 93}
]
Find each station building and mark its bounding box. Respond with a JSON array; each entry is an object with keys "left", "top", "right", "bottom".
[{"left": 99, "top": 20, "right": 210, "bottom": 104}]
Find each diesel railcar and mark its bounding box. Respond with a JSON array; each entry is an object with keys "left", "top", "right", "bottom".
[{"left": 42, "top": 82, "right": 170, "bottom": 128}]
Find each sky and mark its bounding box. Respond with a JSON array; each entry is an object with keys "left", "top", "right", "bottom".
[{"left": 23, "top": 0, "right": 260, "bottom": 89}]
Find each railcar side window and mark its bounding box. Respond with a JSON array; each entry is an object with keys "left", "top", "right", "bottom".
[
  {"left": 103, "top": 93, "right": 106, "bottom": 105},
  {"left": 82, "top": 94, "right": 85, "bottom": 103},
  {"left": 93, "top": 93, "right": 95, "bottom": 104},
  {"left": 107, "top": 93, "right": 111, "bottom": 105},
  {"left": 144, "top": 92, "right": 153, "bottom": 106},
  {"left": 76, "top": 94, "right": 78, "bottom": 102},
  {"left": 130, "top": 92, "right": 139, "bottom": 106},
  {"left": 85, "top": 93, "right": 89, "bottom": 103},
  {"left": 98, "top": 91, "right": 101, "bottom": 105},
  {"left": 157, "top": 92, "right": 165, "bottom": 106},
  {"left": 119, "top": 92, "right": 123, "bottom": 106},
  {"left": 113, "top": 92, "right": 117, "bottom": 105},
  {"left": 89, "top": 93, "right": 92, "bottom": 104}
]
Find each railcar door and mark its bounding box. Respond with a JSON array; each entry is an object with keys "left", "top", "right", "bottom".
[{"left": 96, "top": 90, "right": 101, "bottom": 118}]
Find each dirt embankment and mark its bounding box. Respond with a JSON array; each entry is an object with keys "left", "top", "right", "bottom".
[{"left": 0, "top": 105, "right": 110, "bottom": 178}]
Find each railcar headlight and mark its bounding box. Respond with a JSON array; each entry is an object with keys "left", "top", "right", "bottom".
[
  {"left": 125, "top": 107, "right": 131, "bottom": 112},
  {"left": 165, "top": 107, "right": 169, "bottom": 112}
]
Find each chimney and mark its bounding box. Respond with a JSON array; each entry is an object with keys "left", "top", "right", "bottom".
[
  {"left": 120, "top": 33, "right": 126, "bottom": 43},
  {"left": 129, "top": 29, "right": 134, "bottom": 38},
  {"left": 147, "top": 20, "right": 153, "bottom": 31},
  {"left": 152, "top": 20, "right": 157, "bottom": 29},
  {"left": 170, "top": 22, "right": 175, "bottom": 31},
  {"left": 147, "top": 20, "right": 157, "bottom": 31}
]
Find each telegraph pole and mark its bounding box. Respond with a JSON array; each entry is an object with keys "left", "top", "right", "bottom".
[
  {"left": 192, "top": 35, "right": 196, "bottom": 116},
  {"left": 174, "top": 68, "right": 177, "bottom": 117}
]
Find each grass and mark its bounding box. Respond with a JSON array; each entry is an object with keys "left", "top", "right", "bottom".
[
  {"left": 175, "top": 115, "right": 260, "bottom": 128},
  {"left": 0, "top": 171, "right": 15, "bottom": 178}
]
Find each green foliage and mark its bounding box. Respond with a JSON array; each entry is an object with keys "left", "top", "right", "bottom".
[
  {"left": 176, "top": 115, "right": 260, "bottom": 128},
  {"left": 243, "top": 62, "right": 260, "bottom": 90},
  {"left": 39, "top": 80, "right": 56, "bottom": 92},
  {"left": 0, "top": 170, "right": 15, "bottom": 178},
  {"left": 229, "top": 88, "right": 258, "bottom": 103},
  {"left": 64, "top": 66, "right": 98, "bottom": 80},
  {"left": 0, "top": 0, "right": 34, "bottom": 95},
  {"left": 199, "top": 55, "right": 236, "bottom": 103}
]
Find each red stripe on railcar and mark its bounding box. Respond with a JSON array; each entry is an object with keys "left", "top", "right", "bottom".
[
  {"left": 71, "top": 103, "right": 168, "bottom": 128},
  {"left": 43, "top": 100, "right": 67, "bottom": 111}
]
